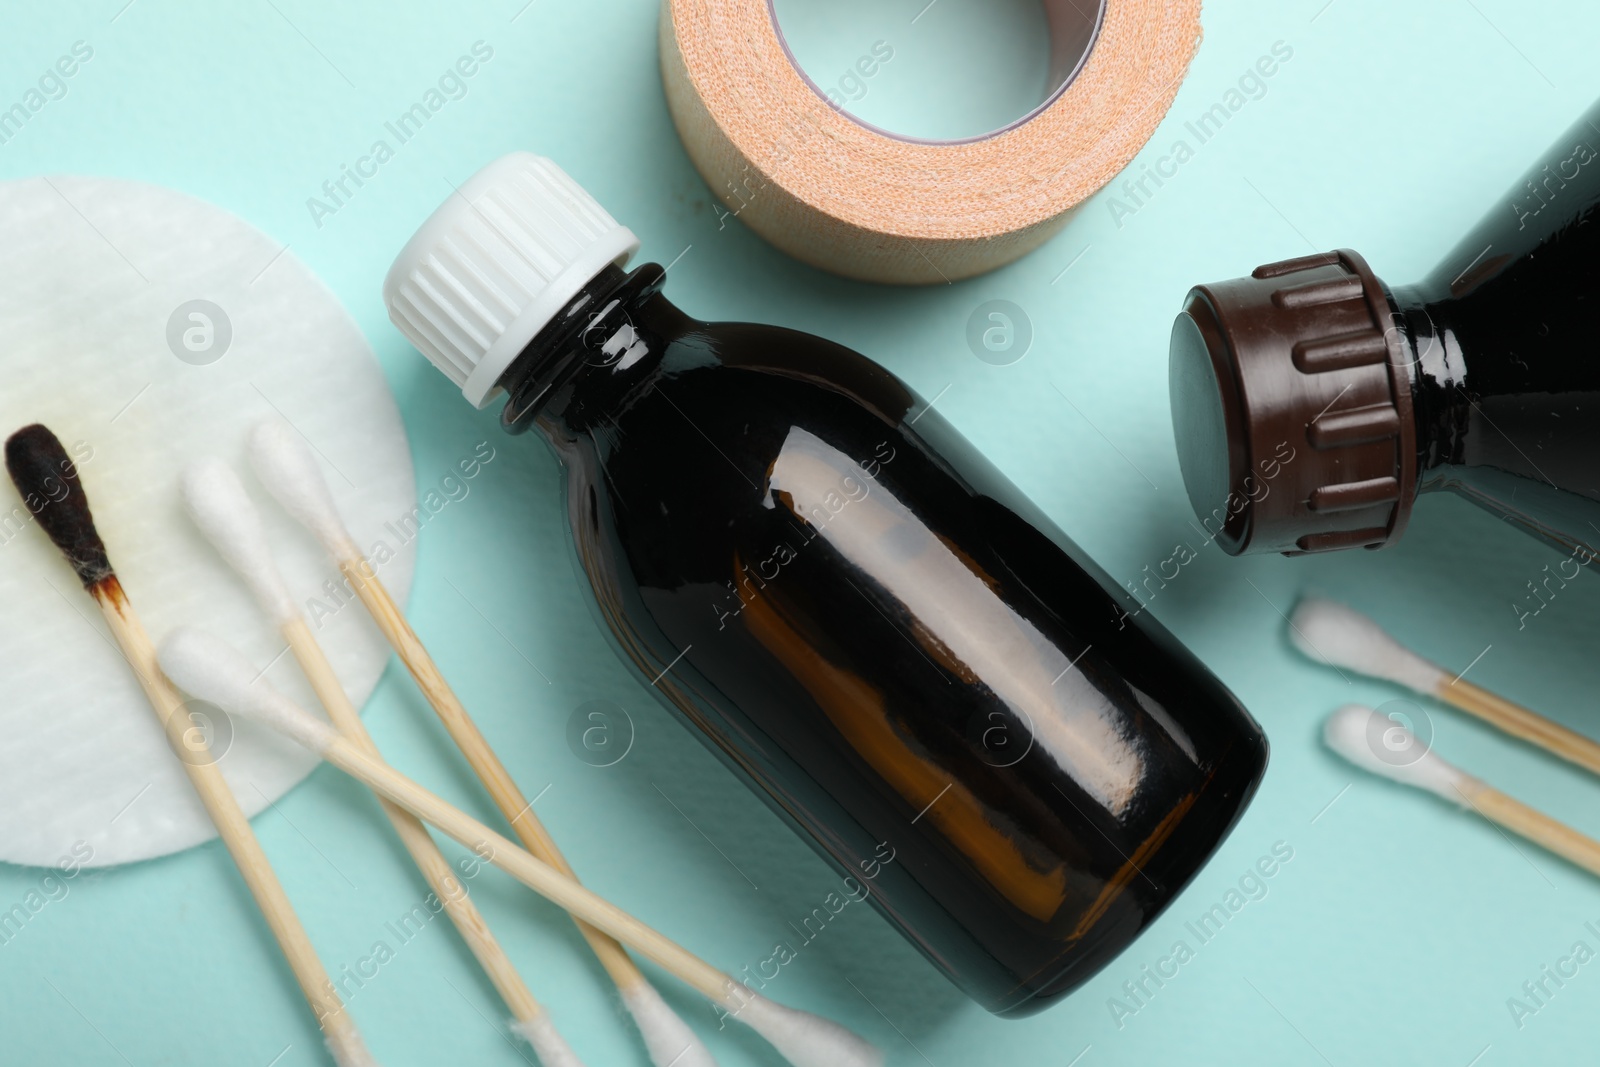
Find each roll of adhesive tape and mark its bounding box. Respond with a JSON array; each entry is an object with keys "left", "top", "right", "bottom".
[{"left": 660, "top": 0, "right": 1202, "bottom": 284}]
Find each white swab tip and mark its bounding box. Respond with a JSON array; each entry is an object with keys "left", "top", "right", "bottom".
[
  {"left": 179, "top": 458, "right": 297, "bottom": 623},
  {"left": 324, "top": 1026, "right": 380, "bottom": 1067},
  {"left": 511, "top": 1014, "right": 588, "bottom": 1067},
  {"left": 1286, "top": 596, "right": 1350, "bottom": 663},
  {"left": 728, "top": 991, "right": 883, "bottom": 1067},
  {"left": 1323, "top": 703, "right": 1385, "bottom": 761},
  {"left": 1289, "top": 596, "right": 1445, "bottom": 693},
  {"left": 1322, "top": 703, "right": 1469, "bottom": 804},
  {"left": 158, "top": 627, "right": 336, "bottom": 752},
  {"left": 622, "top": 983, "right": 717, "bottom": 1067},
  {"left": 247, "top": 418, "right": 359, "bottom": 559}
]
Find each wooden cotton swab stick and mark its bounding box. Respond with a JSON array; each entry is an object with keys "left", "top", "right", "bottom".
[
  {"left": 1323, "top": 703, "right": 1600, "bottom": 879},
  {"left": 180, "top": 459, "right": 585, "bottom": 1067},
  {"left": 158, "top": 626, "right": 884, "bottom": 1067},
  {"left": 1291, "top": 596, "right": 1600, "bottom": 778},
  {"left": 246, "top": 418, "right": 715, "bottom": 1067},
  {"left": 2, "top": 425, "right": 377, "bottom": 1067}
]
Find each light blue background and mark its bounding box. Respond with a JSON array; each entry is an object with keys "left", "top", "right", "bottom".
[{"left": 3, "top": 1, "right": 1600, "bottom": 1065}]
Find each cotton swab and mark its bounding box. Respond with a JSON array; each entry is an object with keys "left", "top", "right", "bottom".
[
  {"left": 1323, "top": 703, "right": 1600, "bottom": 878},
  {"left": 180, "top": 459, "right": 584, "bottom": 1067},
  {"left": 246, "top": 419, "right": 716, "bottom": 1067},
  {"left": 1291, "top": 597, "right": 1600, "bottom": 777},
  {"left": 158, "top": 627, "right": 884, "bottom": 1067},
  {"left": 3, "top": 425, "right": 376, "bottom": 1067}
]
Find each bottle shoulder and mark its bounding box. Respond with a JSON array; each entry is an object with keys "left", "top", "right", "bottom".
[{"left": 655, "top": 319, "right": 919, "bottom": 428}]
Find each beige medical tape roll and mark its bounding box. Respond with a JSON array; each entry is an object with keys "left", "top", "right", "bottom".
[{"left": 660, "top": 0, "right": 1202, "bottom": 284}]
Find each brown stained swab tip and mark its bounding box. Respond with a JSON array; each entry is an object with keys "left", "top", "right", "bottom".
[
  {"left": 4, "top": 423, "right": 112, "bottom": 588},
  {"left": 6, "top": 426, "right": 369, "bottom": 1056}
]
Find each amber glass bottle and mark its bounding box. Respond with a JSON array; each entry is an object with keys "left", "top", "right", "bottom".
[
  {"left": 1170, "top": 99, "right": 1600, "bottom": 561},
  {"left": 385, "top": 154, "right": 1267, "bottom": 1015}
]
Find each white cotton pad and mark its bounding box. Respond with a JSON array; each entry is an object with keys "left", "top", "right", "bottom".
[{"left": 0, "top": 175, "right": 415, "bottom": 868}]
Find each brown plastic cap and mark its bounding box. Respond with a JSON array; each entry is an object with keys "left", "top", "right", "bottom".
[{"left": 1168, "top": 249, "right": 1417, "bottom": 556}]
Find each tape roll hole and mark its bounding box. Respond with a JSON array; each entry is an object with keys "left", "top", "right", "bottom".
[{"left": 766, "top": 0, "right": 1106, "bottom": 144}]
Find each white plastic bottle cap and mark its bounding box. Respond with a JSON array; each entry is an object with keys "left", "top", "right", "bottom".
[{"left": 383, "top": 153, "right": 640, "bottom": 409}]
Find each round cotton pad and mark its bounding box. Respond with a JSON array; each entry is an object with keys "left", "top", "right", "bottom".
[{"left": 0, "top": 176, "right": 415, "bottom": 868}]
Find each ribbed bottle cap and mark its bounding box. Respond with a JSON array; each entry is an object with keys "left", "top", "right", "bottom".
[
  {"left": 1168, "top": 249, "right": 1418, "bottom": 555},
  {"left": 383, "top": 153, "right": 639, "bottom": 409}
]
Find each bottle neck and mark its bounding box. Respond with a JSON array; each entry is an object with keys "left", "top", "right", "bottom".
[
  {"left": 1389, "top": 285, "right": 1469, "bottom": 483},
  {"left": 1393, "top": 226, "right": 1600, "bottom": 497},
  {"left": 1396, "top": 99, "right": 1600, "bottom": 496},
  {"left": 494, "top": 262, "right": 676, "bottom": 434}
]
